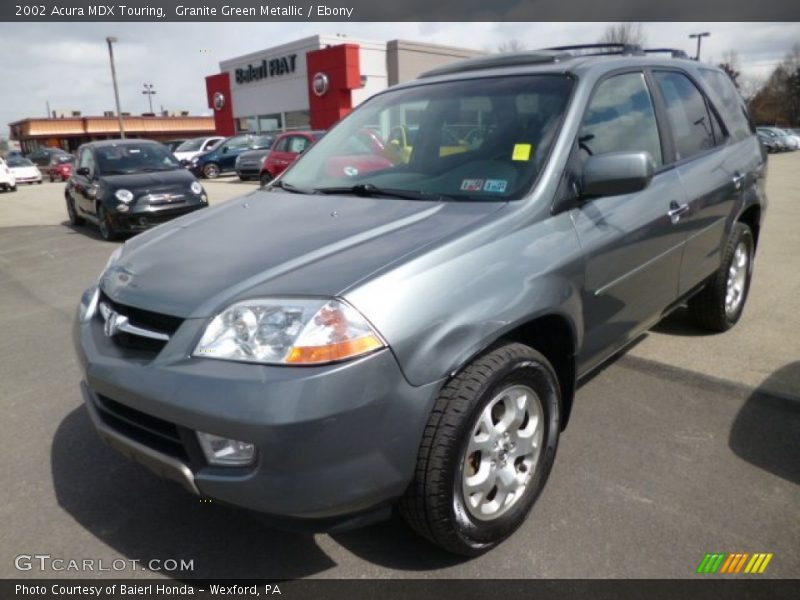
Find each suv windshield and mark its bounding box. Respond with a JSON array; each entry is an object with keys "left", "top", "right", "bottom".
[
  {"left": 95, "top": 143, "right": 181, "bottom": 175},
  {"left": 281, "top": 75, "right": 573, "bottom": 201}
]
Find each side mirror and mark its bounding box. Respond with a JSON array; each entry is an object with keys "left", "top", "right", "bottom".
[
  {"left": 581, "top": 151, "right": 654, "bottom": 198},
  {"left": 76, "top": 167, "right": 91, "bottom": 177},
  {"left": 221, "top": 146, "right": 229, "bottom": 154}
]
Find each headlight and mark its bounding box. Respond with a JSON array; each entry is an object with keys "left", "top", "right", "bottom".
[
  {"left": 190, "top": 181, "right": 203, "bottom": 195},
  {"left": 115, "top": 189, "right": 134, "bottom": 203},
  {"left": 194, "top": 297, "right": 385, "bottom": 365}
]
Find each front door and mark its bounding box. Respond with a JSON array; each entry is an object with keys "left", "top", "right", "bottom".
[{"left": 572, "top": 71, "right": 686, "bottom": 372}]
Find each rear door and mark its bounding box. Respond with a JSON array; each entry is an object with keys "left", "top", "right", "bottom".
[
  {"left": 650, "top": 69, "right": 750, "bottom": 295},
  {"left": 572, "top": 71, "right": 687, "bottom": 371}
]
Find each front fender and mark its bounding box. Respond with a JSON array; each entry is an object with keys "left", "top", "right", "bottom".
[{"left": 345, "top": 210, "right": 585, "bottom": 387}]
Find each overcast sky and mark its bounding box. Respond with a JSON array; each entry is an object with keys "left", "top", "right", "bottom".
[{"left": 1, "top": 22, "right": 797, "bottom": 137}]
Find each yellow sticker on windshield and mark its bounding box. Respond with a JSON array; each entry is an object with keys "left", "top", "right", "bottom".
[{"left": 512, "top": 143, "right": 532, "bottom": 161}]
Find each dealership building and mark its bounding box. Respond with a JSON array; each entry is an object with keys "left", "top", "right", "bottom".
[{"left": 205, "top": 35, "right": 483, "bottom": 135}]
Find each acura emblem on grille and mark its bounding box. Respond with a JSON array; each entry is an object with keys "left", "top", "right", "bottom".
[{"left": 103, "top": 309, "right": 129, "bottom": 338}]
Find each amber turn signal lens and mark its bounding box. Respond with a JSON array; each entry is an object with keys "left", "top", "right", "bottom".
[{"left": 285, "top": 334, "right": 383, "bottom": 364}]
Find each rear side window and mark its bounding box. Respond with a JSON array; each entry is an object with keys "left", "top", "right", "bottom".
[
  {"left": 653, "top": 71, "right": 716, "bottom": 161},
  {"left": 579, "top": 72, "right": 663, "bottom": 167},
  {"left": 699, "top": 69, "right": 754, "bottom": 142}
]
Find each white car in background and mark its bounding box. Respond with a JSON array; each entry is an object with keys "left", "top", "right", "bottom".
[
  {"left": 0, "top": 158, "right": 17, "bottom": 192},
  {"left": 6, "top": 156, "right": 43, "bottom": 184},
  {"left": 173, "top": 136, "right": 224, "bottom": 163},
  {"left": 0, "top": 157, "right": 17, "bottom": 192}
]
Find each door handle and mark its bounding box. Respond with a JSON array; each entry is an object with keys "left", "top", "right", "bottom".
[
  {"left": 668, "top": 201, "right": 690, "bottom": 224},
  {"left": 732, "top": 171, "right": 745, "bottom": 191}
]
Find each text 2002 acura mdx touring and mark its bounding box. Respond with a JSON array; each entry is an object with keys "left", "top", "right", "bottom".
[{"left": 74, "top": 46, "right": 766, "bottom": 555}]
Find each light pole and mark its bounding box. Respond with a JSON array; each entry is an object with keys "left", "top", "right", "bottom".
[
  {"left": 689, "top": 32, "right": 710, "bottom": 61},
  {"left": 142, "top": 83, "right": 157, "bottom": 114},
  {"left": 106, "top": 36, "right": 125, "bottom": 139}
]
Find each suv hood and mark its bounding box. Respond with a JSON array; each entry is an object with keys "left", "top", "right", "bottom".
[{"left": 102, "top": 190, "right": 505, "bottom": 318}]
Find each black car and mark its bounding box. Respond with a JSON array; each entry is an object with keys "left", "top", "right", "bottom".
[
  {"left": 234, "top": 136, "right": 276, "bottom": 180},
  {"left": 27, "top": 146, "right": 71, "bottom": 170},
  {"left": 65, "top": 140, "right": 208, "bottom": 240}
]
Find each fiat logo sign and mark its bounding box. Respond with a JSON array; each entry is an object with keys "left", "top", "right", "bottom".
[
  {"left": 312, "top": 72, "right": 330, "bottom": 97},
  {"left": 213, "top": 92, "right": 225, "bottom": 111}
]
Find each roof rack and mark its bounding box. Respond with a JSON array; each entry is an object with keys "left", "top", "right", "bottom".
[
  {"left": 418, "top": 43, "right": 692, "bottom": 79},
  {"left": 644, "top": 48, "right": 690, "bottom": 59},
  {"left": 419, "top": 51, "right": 571, "bottom": 78},
  {"left": 545, "top": 43, "right": 644, "bottom": 56}
]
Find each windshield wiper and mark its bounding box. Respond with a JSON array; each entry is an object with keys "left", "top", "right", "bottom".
[
  {"left": 267, "top": 180, "right": 318, "bottom": 194},
  {"left": 314, "top": 183, "right": 451, "bottom": 201}
]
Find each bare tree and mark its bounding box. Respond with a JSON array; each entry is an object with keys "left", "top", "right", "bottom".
[
  {"left": 598, "top": 23, "right": 647, "bottom": 47},
  {"left": 719, "top": 50, "right": 742, "bottom": 88},
  {"left": 497, "top": 40, "right": 526, "bottom": 53}
]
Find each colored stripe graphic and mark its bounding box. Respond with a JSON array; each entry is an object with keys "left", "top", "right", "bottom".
[{"left": 699, "top": 552, "right": 774, "bottom": 574}]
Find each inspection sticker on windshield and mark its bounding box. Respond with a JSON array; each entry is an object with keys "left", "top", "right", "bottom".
[
  {"left": 512, "top": 143, "right": 532, "bottom": 161},
  {"left": 460, "top": 178, "right": 484, "bottom": 191},
  {"left": 483, "top": 179, "right": 507, "bottom": 193}
]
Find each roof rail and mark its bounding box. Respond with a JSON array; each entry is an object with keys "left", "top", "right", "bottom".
[
  {"left": 419, "top": 51, "right": 571, "bottom": 78},
  {"left": 545, "top": 43, "right": 644, "bottom": 56},
  {"left": 644, "top": 48, "right": 690, "bottom": 59}
]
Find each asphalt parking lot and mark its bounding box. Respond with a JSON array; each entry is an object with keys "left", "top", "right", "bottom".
[{"left": 0, "top": 158, "right": 798, "bottom": 579}]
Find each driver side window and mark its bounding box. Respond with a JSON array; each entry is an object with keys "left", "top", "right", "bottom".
[
  {"left": 580, "top": 72, "right": 663, "bottom": 167},
  {"left": 78, "top": 149, "right": 95, "bottom": 175}
]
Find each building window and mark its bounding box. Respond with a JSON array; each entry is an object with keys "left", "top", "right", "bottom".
[
  {"left": 258, "top": 114, "right": 283, "bottom": 132},
  {"left": 284, "top": 111, "right": 310, "bottom": 130}
]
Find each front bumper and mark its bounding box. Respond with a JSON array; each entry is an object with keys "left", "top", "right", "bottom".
[
  {"left": 73, "top": 304, "right": 440, "bottom": 521},
  {"left": 235, "top": 166, "right": 262, "bottom": 179},
  {"left": 109, "top": 202, "right": 206, "bottom": 232}
]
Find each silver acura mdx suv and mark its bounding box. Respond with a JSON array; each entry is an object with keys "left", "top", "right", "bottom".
[{"left": 74, "top": 44, "right": 766, "bottom": 555}]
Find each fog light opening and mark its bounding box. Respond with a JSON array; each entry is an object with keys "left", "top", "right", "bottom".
[{"left": 197, "top": 431, "right": 256, "bottom": 466}]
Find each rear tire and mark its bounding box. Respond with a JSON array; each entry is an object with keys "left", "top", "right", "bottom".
[
  {"left": 688, "top": 222, "right": 754, "bottom": 332},
  {"left": 399, "top": 343, "right": 561, "bottom": 556}
]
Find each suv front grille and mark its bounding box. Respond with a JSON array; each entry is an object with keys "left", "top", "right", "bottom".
[
  {"left": 94, "top": 394, "right": 189, "bottom": 462},
  {"left": 97, "top": 291, "right": 183, "bottom": 355}
]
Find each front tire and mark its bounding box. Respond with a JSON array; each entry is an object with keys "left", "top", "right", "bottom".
[
  {"left": 399, "top": 343, "right": 561, "bottom": 556},
  {"left": 688, "top": 222, "right": 754, "bottom": 332},
  {"left": 259, "top": 172, "right": 273, "bottom": 187},
  {"left": 97, "top": 205, "right": 118, "bottom": 241},
  {"left": 202, "top": 163, "right": 220, "bottom": 179},
  {"left": 65, "top": 195, "right": 84, "bottom": 226}
]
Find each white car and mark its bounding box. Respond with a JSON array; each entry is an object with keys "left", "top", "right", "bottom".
[
  {"left": 6, "top": 157, "right": 43, "bottom": 184},
  {"left": 0, "top": 157, "right": 17, "bottom": 192},
  {"left": 173, "top": 136, "right": 224, "bottom": 163}
]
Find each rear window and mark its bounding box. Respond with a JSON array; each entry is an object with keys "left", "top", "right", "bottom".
[{"left": 699, "top": 69, "right": 754, "bottom": 142}]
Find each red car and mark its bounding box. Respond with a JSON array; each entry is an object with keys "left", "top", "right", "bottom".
[
  {"left": 259, "top": 131, "right": 325, "bottom": 186},
  {"left": 48, "top": 154, "right": 76, "bottom": 182},
  {"left": 259, "top": 129, "right": 399, "bottom": 186}
]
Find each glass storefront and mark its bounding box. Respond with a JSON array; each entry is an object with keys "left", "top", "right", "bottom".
[{"left": 235, "top": 111, "right": 309, "bottom": 134}]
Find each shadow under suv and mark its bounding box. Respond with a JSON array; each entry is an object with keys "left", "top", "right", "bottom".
[{"left": 74, "top": 44, "right": 767, "bottom": 555}]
